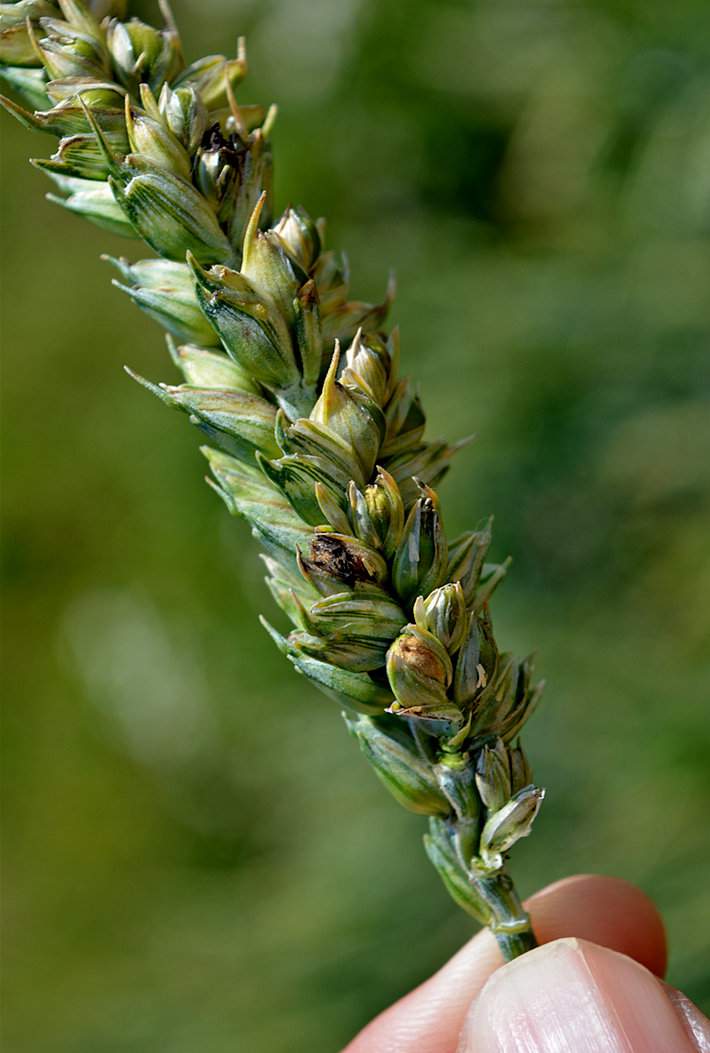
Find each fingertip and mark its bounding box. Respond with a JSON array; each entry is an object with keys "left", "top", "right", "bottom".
[
  {"left": 343, "top": 873, "right": 668, "bottom": 1052},
  {"left": 526, "top": 873, "right": 667, "bottom": 977},
  {"left": 462, "top": 938, "right": 693, "bottom": 1053}
]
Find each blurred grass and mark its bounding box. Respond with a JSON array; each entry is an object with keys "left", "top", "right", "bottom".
[{"left": 1, "top": 0, "right": 709, "bottom": 1049}]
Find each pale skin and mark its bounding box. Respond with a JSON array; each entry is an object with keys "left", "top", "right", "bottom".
[{"left": 344, "top": 874, "right": 710, "bottom": 1052}]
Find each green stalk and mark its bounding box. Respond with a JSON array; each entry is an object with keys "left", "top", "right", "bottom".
[{"left": 471, "top": 870, "right": 537, "bottom": 961}]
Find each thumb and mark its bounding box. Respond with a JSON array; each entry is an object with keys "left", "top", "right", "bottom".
[{"left": 461, "top": 937, "right": 710, "bottom": 1052}]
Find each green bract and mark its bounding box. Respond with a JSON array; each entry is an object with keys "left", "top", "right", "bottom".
[{"left": 2, "top": 0, "right": 545, "bottom": 963}]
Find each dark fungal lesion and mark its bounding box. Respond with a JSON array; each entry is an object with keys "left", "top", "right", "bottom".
[
  {"left": 309, "top": 533, "right": 376, "bottom": 587},
  {"left": 197, "top": 122, "right": 248, "bottom": 175}
]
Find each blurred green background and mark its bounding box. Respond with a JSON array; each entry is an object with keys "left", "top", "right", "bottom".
[{"left": 2, "top": 0, "right": 710, "bottom": 1049}]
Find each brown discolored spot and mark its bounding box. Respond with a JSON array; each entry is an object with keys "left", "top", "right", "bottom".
[
  {"left": 309, "top": 534, "right": 376, "bottom": 587},
  {"left": 297, "top": 278, "right": 318, "bottom": 306},
  {"left": 398, "top": 636, "right": 447, "bottom": 683}
]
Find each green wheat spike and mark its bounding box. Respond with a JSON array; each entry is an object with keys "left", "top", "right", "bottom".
[{"left": 1, "top": 0, "right": 545, "bottom": 960}]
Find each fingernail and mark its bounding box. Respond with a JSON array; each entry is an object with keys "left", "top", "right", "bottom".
[
  {"left": 459, "top": 937, "right": 696, "bottom": 1052},
  {"left": 665, "top": 985, "right": 710, "bottom": 1052}
]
